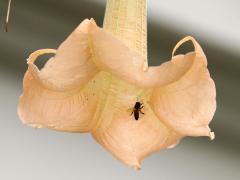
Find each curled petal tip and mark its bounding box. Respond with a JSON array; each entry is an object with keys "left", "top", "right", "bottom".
[
  {"left": 167, "top": 141, "right": 180, "bottom": 149},
  {"left": 29, "top": 124, "right": 43, "bottom": 129},
  {"left": 209, "top": 131, "right": 215, "bottom": 140}
]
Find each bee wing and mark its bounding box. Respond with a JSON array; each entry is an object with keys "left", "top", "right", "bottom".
[{"left": 126, "top": 108, "right": 134, "bottom": 115}]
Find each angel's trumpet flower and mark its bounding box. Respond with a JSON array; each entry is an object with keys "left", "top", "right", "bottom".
[{"left": 18, "top": 0, "right": 216, "bottom": 169}]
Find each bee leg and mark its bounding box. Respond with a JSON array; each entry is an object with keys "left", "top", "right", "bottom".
[
  {"left": 140, "top": 110, "right": 145, "bottom": 115},
  {"left": 130, "top": 111, "right": 134, "bottom": 116}
]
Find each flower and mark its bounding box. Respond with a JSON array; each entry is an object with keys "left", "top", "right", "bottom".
[{"left": 18, "top": 19, "right": 216, "bottom": 169}]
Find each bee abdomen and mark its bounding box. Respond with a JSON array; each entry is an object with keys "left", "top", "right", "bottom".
[{"left": 134, "top": 111, "right": 139, "bottom": 120}]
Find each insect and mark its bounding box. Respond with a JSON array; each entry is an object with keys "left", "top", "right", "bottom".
[{"left": 130, "top": 102, "right": 145, "bottom": 120}]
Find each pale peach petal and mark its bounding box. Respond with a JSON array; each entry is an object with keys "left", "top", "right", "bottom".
[
  {"left": 18, "top": 42, "right": 110, "bottom": 132},
  {"left": 151, "top": 37, "right": 216, "bottom": 138},
  {"left": 89, "top": 21, "right": 194, "bottom": 88},
  {"left": 36, "top": 19, "right": 98, "bottom": 91},
  {"left": 18, "top": 19, "right": 102, "bottom": 132},
  {"left": 91, "top": 78, "right": 181, "bottom": 168},
  {"left": 18, "top": 69, "right": 109, "bottom": 132}
]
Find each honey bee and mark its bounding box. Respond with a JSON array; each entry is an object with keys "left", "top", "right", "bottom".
[{"left": 130, "top": 102, "right": 145, "bottom": 120}]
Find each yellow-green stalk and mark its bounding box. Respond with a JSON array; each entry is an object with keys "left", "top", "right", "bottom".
[{"left": 103, "top": 0, "right": 148, "bottom": 70}]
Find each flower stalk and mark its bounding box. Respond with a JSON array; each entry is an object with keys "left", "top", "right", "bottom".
[{"left": 103, "top": 0, "right": 148, "bottom": 70}]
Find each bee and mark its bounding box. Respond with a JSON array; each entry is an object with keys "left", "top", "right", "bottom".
[{"left": 130, "top": 102, "right": 145, "bottom": 120}]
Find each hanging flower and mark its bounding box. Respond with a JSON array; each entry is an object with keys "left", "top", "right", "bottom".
[{"left": 18, "top": 19, "right": 216, "bottom": 169}]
